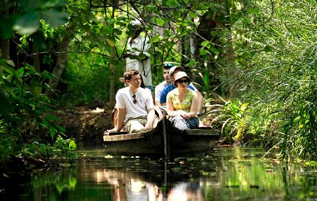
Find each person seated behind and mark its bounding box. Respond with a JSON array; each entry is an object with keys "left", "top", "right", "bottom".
[
  {"left": 166, "top": 72, "right": 199, "bottom": 130},
  {"left": 155, "top": 62, "right": 174, "bottom": 107},
  {"left": 108, "top": 69, "right": 157, "bottom": 133},
  {"left": 160, "top": 66, "right": 204, "bottom": 114}
]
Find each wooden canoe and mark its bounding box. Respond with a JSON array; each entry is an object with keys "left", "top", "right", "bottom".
[{"left": 103, "top": 116, "right": 219, "bottom": 157}]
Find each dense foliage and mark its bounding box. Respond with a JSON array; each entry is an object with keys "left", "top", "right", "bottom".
[
  {"left": 225, "top": 0, "right": 317, "bottom": 159},
  {"left": 1, "top": 0, "right": 317, "bottom": 169}
]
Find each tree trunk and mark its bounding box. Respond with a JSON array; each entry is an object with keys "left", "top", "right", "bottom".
[
  {"left": 108, "top": 49, "right": 116, "bottom": 109},
  {"left": 0, "top": 39, "right": 9, "bottom": 59},
  {"left": 181, "top": 36, "right": 190, "bottom": 66},
  {"left": 106, "top": 0, "right": 119, "bottom": 109},
  {"left": 32, "top": 42, "right": 42, "bottom": 97},
  {"left": 196, "top": 0, "right": 234, "bottom": 96},
  {"left": 45, "top": 23, "right": 75, "bottom": 98}
]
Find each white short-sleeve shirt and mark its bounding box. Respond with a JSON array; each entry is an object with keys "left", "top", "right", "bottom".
[
  {"left": 116, "top": 87, "right": 154, "bottom": 122},
  {"left": 154, "top": 81, "right": 168, "bottom": 102}
]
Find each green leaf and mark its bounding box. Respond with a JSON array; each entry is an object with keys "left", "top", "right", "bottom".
[
  {"left": 3, "top": 65, "right": 15, "bottom": 75},
  {"left": 201, "top": 41, "right": 210, "bottom": 47},
  {"left": 264, "top": 45, "right": 273, "bottom": 52},
  {"left": 69, "top": 140, "right": 77, "bottom": 151},
  {"left": 13, "top": 11, "right": 40, "bottom": 35},
  {"left": 199, "top": 49, "right": 207, "bottom": 56},
  {"left": 6, "top": 60, "right": 15, "bottom": 67},
  {"left": 50, "top": 127, "right": 56, "bottom": 138},
  {"left": 165, "top": 0, "right": 179, "bottom": 7},
  {"left": 42, "top": 120, "right": 49, "bottom": 128},
  {"left": 150, "top": 35, "right": 160, "bottom": 43},
  {"left": 45, "top": 114, "right": 61, "bottom": 121},
  {"left": 69, "top": 177, "right": 77, "bottom": 188},
  {"left": 4, "top": 87, "right": 15, "bottom": 98},
  {"left": 209, "top": 46, "right": 219, "bottom": 54},
  {"left": 240, "top": 103, "right": 249, "bottom": 111},
  {"left": 210, "top": 31, "right": 218, "bottom": 36},
  {"left": 187, "top": 59, "right": 196, "bottom": 67},
  {"left": 55, "top": 125, "right": 66, "bottom": 133},
  {"left": 156, "top": 18, "right": 165, "bottom": 26}
]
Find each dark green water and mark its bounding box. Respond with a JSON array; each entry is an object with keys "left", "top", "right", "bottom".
[{"left": 2, "top": 147, "right": 317, "bottom": 201}]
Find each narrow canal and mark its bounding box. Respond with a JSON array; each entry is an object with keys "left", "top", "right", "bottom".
[{"left": 2, "top": 147, "right": 317, "bottom": 201}]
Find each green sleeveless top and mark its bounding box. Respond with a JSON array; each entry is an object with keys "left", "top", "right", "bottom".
[{"left": 167, "top": 88, "right": 194, "bottom": 112}]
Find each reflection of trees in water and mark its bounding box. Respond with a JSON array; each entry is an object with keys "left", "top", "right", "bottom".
[
  {"left": 17, "top": 148, "right": 317, "bottom": 201},
  {"left": 84, "top": 156, "right": 216, "bottom": 201},
  {"left": 100, "top": 169, "right": 206, "bottom": 201}
]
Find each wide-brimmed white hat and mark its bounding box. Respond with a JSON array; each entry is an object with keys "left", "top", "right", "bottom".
[
  {"left": 169, "top": 66, "right": 184, "bottom": 77},
  {"left": 173, "top": 72, "right": 191, "bottom": 84}
]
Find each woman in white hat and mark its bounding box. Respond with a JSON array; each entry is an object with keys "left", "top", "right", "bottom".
[{"left": 166, "top": 72, "right": 199, "bottom": 130}]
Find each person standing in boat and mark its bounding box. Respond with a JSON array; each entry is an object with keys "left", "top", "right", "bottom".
[
  {"left": 108, "top": 69, "right": 157, "bottom": 133},
  {"left": 166, "top": 72, "right": 199, "bottom": 130}
]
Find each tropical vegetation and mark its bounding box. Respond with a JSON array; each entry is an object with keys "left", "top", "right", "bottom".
[{"left": 1, "top": 0, "right": 317, "bottom": 173}]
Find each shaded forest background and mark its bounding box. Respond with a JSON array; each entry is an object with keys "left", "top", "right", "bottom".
[{"left": 1, "top": 0, "right": 317, "bottom": 167}]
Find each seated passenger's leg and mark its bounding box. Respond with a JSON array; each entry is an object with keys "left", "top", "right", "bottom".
[
  {"left": 170, "top": 116, "right": 189, "bottom": 130},
  {"left": 186, "top": 117, "right": 199, "bottom": 129},
  {"left": 125, "top": 119, "right": 146, "bottom": 133}
]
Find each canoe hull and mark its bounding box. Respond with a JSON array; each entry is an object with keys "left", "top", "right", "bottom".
[{"left": 103, "top": 117, "right": 219, "bottom": 156}]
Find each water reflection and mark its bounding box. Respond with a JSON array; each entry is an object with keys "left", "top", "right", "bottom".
[
  {"left": 3, "top": 147, "right": 317, "bottom": 200},
  {"left": 79, "top": 153, "right": 212, "bottom": 201},
  {"left": 93, "top": 168, "right": 205, "bottom": 201}
]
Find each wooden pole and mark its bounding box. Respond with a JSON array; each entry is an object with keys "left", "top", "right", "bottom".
[{"left": 162, "top": 116, "right": 170, "bottom": 159}]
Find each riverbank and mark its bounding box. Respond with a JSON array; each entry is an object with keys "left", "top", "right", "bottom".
[{"left": 54, "top": 106, "right": 113, "bottom": 146}]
